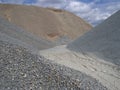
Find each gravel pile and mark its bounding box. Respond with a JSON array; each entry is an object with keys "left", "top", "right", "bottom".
[
  {"left": 0, "top": 40, "right": 107, "bottom": 90},
  {"left": 67, "top": 10, "right": 120, "bottom": 66}
]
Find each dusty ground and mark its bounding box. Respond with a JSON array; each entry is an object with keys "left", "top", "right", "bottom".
[{"left": 40, "top": 45, "right": 120, "bottom": 90}]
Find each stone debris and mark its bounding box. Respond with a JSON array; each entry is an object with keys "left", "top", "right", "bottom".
[{"left": 0, "top": 40, "right": 107, "bottom": 90}]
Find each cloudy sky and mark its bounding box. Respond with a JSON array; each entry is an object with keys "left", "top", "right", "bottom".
[{"left": 0, "top": 0, "right": 120, "bottom": 26}]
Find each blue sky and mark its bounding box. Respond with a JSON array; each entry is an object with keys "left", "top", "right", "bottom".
[{"left": 0, "top": 0, "right": 120, "bottom": 26}]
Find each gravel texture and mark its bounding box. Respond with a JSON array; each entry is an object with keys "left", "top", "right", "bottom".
[
  {"left": 0, "top": 40, "right": 107, "bottom": 90},
  {"left": 67, "top": 11, "right": 120, "bottom": 66},
  {"left": 0, "top": 16, "right": 55, "bottom": 51}
]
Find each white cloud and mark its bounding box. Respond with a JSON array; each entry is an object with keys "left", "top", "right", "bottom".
[
  {"left": 35, "top": 0, "right": 66, "bottom": 8},
  {"left": 64, "top": 1, "right": 120, "bottom": 26},
  {"left": 84, "top": 8, "right": 111, "bottom": 25},
  {"left": 38, "top": 0, "right": 63, "bottom": 4},
  {"left": 65, "top": 1, "right": 91, "bottom": 12}
]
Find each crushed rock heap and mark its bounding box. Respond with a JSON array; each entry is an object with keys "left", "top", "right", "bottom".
[{"left": 0, "top": 40, "right": 107, "bottom": 90}]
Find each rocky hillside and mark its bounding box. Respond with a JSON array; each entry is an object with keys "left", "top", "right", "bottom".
[
  {"left": 0, "top": 16, "right": 55, "bottom": 51},
  {"left": 0, "top": 4, "right": 92, "bottom": 42}
]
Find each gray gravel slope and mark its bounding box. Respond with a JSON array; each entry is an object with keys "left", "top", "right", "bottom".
[
  {"left": 67, "top": 10, "right": 120, "bottom": 66},
  {"left": 0, "top": 40, "right": 108, "bottom": 90}
]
